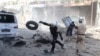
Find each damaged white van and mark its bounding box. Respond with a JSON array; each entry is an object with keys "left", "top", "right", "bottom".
[{"left": 0, "top": 11, "right": 18, "bottom": 38}]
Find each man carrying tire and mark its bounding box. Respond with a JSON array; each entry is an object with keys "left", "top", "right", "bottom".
[{"left": 39, "top": 21, "right": 64, "bottom": 53}]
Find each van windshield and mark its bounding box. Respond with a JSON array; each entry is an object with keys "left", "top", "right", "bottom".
[{"left": 0, "top": 14, "right": 15, "bottom": 23}]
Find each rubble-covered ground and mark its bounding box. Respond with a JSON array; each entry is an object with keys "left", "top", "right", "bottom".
[{"left": 1, "top": 26, "right": 100, "bottom": 56}]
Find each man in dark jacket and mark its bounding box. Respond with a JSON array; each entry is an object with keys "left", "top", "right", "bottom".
[
  {"left": 39, "top": 21, "right": 64, "bottom": 53},
  {"left": 66, "top": 21, "right": 75, "bottom": 36},
  {"left": 66, "top": 21, "right": 75, "bottom": 41}
]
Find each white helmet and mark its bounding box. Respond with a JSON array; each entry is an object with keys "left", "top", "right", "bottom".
[
  {"left": 79, "top": 17, "right": 84, "bottom": 21},
  {"left": 51, "top": 21, "right": 57, "bottom": 26}
]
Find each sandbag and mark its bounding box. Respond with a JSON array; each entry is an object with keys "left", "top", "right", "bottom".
[{"left": 26, "top": 21, "right": 38, "bottom": 30}]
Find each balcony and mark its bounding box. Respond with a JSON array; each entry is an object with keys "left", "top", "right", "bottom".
[
  {"left": 29, "top": 0, "right": 96, "bottom": 7},
  {"left": 63, "top": 0, "right": 94, "bottom": 7}
]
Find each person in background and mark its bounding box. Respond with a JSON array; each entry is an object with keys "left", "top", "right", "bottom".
[
  {"left": 66, "top": 21, "right": 75, "bottom": 41},
  {"left": 76, "top": 17, "right": 86, "bottom": 56},
  {"left": 39, "top": 21, "right": 64, "bottom": 53}
]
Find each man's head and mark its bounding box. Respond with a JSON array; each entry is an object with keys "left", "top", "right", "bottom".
[{"left": 79, "top": 17, "right": 84, "bottom": 23}]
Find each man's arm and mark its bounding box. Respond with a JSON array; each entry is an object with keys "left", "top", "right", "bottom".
[
  {"left": 58, "top": 32, "right": 63, "bottom": 40},
  {"left": 39, "top": 21, "right": 51, "bottom": 26},
  {"left": 72, "top": 23, "right": 75, "bottom": 28}
]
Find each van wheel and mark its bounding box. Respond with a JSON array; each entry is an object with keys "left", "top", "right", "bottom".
[{"left": 26, "top": 21, "right": 38, "bottom": 30}]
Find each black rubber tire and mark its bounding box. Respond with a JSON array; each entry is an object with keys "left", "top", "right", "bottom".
[{"left": 26, "top": 21, "right": 38, "bottom": 30}]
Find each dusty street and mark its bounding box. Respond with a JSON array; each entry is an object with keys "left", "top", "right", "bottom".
[{"left": 1, "top": 24, "right": 100, "bottom": 56}]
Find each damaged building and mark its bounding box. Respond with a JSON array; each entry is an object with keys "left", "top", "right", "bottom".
[{"left": 0, "top": 0, "right": 100, "bottom": 27}]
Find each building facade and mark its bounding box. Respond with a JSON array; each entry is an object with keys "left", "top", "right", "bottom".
[{"left": 0, "top": 0, "right": 99, "bottom": 27}]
